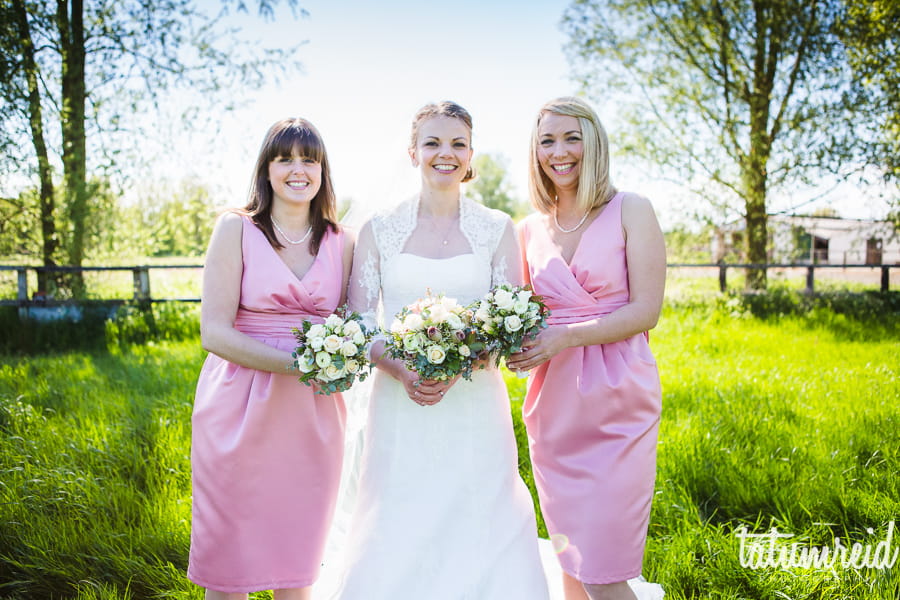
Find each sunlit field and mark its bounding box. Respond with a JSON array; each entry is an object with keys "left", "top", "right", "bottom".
[{"left": 1, "top": 292, "right": 898, "bottom": 599}]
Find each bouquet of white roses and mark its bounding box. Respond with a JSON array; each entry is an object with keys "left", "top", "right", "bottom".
[
  {"left": 384, "top": 291, "right": 485, "bottom": 382},
  {"left": 291, "top": 307, "right": 373, "bottom": 394},
  {"left": 471, "top": 284, "right": 549, "bottom": 365}
]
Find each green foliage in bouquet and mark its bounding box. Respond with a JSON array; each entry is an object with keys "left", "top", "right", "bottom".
[
  {"left": 384, "top": 291, "right": 486, "bottom": 382},
  {"left": 291, "top": 307, "right": 373, "bottom": 395},
  {"left": 471, "top": 284, "right": 549, "bottom": 365}
]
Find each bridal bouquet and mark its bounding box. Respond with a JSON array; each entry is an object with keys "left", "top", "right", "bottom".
[
  {"left": 291, "top": 308, "right": 373, "bottom": 394},
  {"left": 470, "top": 284, "right": 549, "bottom": 365},
  {"left": 384, "top": 291, "right": 485, "bottom": 382}
]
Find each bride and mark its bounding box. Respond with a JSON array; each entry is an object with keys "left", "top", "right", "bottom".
[{"left": 328, "top": 101, "right": 551, "bottom": 599}]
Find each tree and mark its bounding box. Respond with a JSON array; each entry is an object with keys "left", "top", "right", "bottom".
[
  {"left": 0, "top": 0, "right": 304, "bottom": 296},
  {"left": 467, "top": 153, "right": 523, "bottom": 219},
  {"left": 837, "top": 0, "right": 900, "bottom": 184},
  {"left": 563, "top": 0, "right": 857, "bottom": 289}
]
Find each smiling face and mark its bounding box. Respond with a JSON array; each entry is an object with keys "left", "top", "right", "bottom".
[
  {"left": 536, "top": 112, "right": 584, "bottom": 196},
  {"left": 268, "top": 150, "right": 322, "bottom": 207},
  {"left": 409, "top": 116, "right": 473, "bottom": 189}
]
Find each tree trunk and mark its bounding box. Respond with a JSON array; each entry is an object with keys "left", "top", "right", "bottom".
[
  {"left": 742, "top": 0, "right": 776, "bottom": 291},
  {"left": 57, "top": 0, "right": 87, "bottom": 297},
  {"left": 13, "top": 0, "right": 58, "bottom": 294}
]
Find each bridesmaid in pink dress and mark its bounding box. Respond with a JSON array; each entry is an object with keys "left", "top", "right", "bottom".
[
  {"left": 507, "top": 97, "right": 666, "bottom": 600},
  {"left": 188, "top": 118, "right": 354, "bottom": 599}
]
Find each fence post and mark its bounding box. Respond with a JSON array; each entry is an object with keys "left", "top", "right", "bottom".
[
  {"left": 17, "top": 268, "right": 28, "bottom": 319},
  {"left": 805, "top": 266, "right": 815, "bottom": 293},
  {"left": 133, "top": 267, "right": 151, "bottom": 303},
  {"left": 719, "top": 264, "right": 727, "bottom": 293},
  {"left": 882, "top": 266, "right": 890, "bottom": 292}
]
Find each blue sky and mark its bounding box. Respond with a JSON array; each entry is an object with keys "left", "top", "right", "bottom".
[
  {"left": 165, "top": 0, "right": 887, "bottom": 226},
  {"left": 185, "top": 0, "right": 598, "bottom": 219}
]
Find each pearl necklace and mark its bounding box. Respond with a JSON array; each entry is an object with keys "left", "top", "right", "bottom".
[
  {"left": 272, "top": 217, "right": 312, "bottom": 245},
  {"left": 553, "top": 207, "right": 591, "bottom": 233}
]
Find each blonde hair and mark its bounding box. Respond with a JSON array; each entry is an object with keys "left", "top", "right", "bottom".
[
  {"left": 528, "top": 96, "right": 616, "bottom": 214},
  {"left": 409, "top": 101, "right": 477, "bottom": 183}
]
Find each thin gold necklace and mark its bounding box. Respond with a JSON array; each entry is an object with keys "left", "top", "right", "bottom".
[{"left": 272, "top": 217, "right": 312, "bottom": 245}]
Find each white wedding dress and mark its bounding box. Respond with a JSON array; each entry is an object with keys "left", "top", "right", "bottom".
[
  {"left": 315, "top": 195, "right": 663, "bottom": 600},
  {"left": 320, "top": 196, "right": 550, "bottom": 600}
]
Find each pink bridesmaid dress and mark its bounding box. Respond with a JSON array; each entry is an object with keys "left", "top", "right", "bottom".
[
  {"left": 520, "top": 192, "right": 662, "bottom": 585},
  {"left": 188, "top": 217, "right": 347, "bottom": 592}
]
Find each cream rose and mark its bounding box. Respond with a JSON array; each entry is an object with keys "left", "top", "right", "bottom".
[
  {"left": 459, "top": 344, "right": 471, "bottom": 357},
  {"left": 323, "top": 334, "right": 343, "bottom": 354},
  {"left": 309, "top": 336, "right": 325, "bottom": 351},
  {"left": 343, "top": 320, "right": 362, "bottom": 336},
  {"left": 325, "top": 314, "right": 343, "bottom": 328},
  {"left": 322, "top": 364, "right": 344, "bottom": 381},
  {"left": 341, "top": 341, "right": 359, "bottom": 357},
  {"left": 352, "top": 331, "right": 367, "bottom": 345},
  {"left": 426, "top": 345, "right": 446, "bottom": 364},
  {"left": 345, "top": 359, "right": 360, "bottom": 374}
]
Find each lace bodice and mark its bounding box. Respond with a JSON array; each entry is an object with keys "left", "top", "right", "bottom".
[{"left": 348, "top": 195, "right": 521, "bottom": 333}]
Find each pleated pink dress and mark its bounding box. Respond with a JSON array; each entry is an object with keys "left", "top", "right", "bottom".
[
  {"left": 520, "top": 192, "right": 661, "bottom": 585},
  {"left": 188, "top": 217, "right": 347, "bottom": 592}
]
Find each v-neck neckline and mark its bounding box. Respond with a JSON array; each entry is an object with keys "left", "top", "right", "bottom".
[
  {"left": 551, "top": 194, "right": 616, "bottom": 268},
  {"left": 256, "top": 221, "right": 321, "bottom": 285}
]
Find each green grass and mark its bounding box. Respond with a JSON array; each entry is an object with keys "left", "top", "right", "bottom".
[{"left": 1, "top": 300, "right": 898, "bottom": 598}]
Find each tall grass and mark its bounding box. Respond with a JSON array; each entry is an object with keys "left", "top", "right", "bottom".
[{"left": 0, "top": 296, "right": 898, "bottom": 598}]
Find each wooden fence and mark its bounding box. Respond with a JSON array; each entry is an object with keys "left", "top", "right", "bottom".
[{"left": 1, "top": 263, "right": 896, "bottom": 312}]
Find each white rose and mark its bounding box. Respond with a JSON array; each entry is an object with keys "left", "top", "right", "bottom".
[
  {"left": 504, "top": 315, "right": 523, "bottom": 332},
  {"left": 297, "top": 351, "right": 315, "bottom": 373},
  {"left": 323, "top": 334, "right": 343, "bottom": 354},
  {"left": 515, "top": 289, "right": 533, "bottom": 303},
  {"left": 429, "top": 304, "right": 449, "bottom": 324},
  {"left": 310, "top": 336, "right": 325, "bottom": 351},
  {"left": 307, "top": 323, "right": 326, "bottom": 339},
  {"left": 512, "top": 300, "right": 530, "bottom": 314},
  {"left": 390, "top": 318, "right": 405, "bottom": 334},
  {"left": 352, "top": 331, "right": 366, "bottom": 345},
  {"left": 341, "top": 341, "right": 359, "bottom": 357},
  {"left": 345, "top": 359, "right": 360, "bottom": 374},
  {"left": 403, "top": 333, "right": 421, "bottom": 351},
  {"left": 474, "top": 306, "right": 491, "bottom": 323},
  {"left": 315, "top": 351, "right": 332, "bottom": 368},
  {"left": 459, "top": 345, "right": 471, "bottom": 357},
  {"left": 325, "top": 314, "right": 343, "bottom": 328},
  {"left": 446, "top": 313, "right": 464, "bottom": 330},
  {"left": 403, "top": 313, "right": 424, "bottom": 331},
  {"left": 343, "top": 320, "right": 362, "bottom": 335},
  {"left": 493, "top": 289, "right": 515, "bottom": 311},
  {"left": 426, "top": 345, "right": 446, "bottom": 364},
  {"left": 440, "top": 296, "right": 460, "bottom": 312}
]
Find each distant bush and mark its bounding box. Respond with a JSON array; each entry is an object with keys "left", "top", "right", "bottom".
[{"left": 718, "top": 286, "right": 900, "bottom": 323}]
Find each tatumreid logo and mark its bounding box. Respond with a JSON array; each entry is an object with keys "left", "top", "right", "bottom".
[{"left": 735, "top": 522, "right": 899, "bottom": 573}]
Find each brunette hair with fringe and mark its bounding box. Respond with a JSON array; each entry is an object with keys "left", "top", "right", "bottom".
[
  {"left": 528, "top": 97, "right": 617, "bottom": 215},
  {"left": 241, "top": 118, "right": 339, "bottom": 255},
  {"left": 409, "top": 101, "right": 477, "bottom": 183}
]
